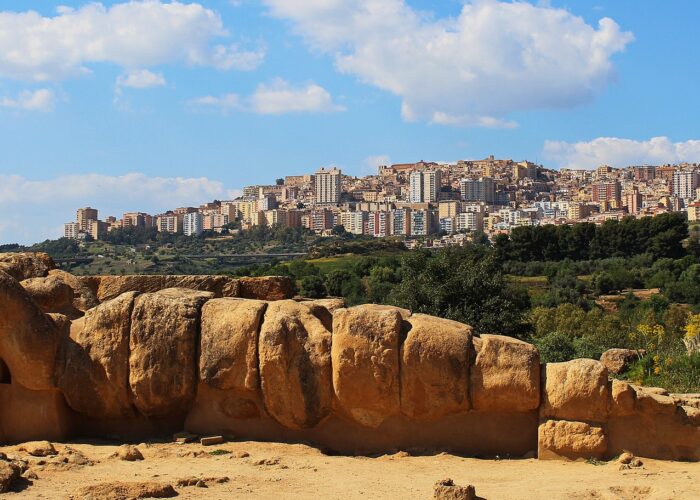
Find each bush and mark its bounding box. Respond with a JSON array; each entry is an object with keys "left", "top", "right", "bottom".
[{"left": 626, "top": 353, "right": 700, "bottom": 393}]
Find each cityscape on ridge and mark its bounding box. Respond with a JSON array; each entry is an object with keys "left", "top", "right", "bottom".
[
  {"left": 3, "top": 0, "right": 700, "bottom": 498},
  {"left": 65, "top": 158, "right": 700, "bottom": 248}
]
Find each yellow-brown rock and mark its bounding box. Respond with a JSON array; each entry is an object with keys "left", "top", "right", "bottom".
[
  {"left": 541, "top": 359, "right": 609, "bottom": 423},
  {"left": 20, "top": 276, "right": 77, "bottom": 316},
  {"left": 129, "top": 288, "right": 213, "bottom": 417},
  {"left": 258, "top": 300, "right": 332, "bottom": 429},
  {"left": 538, "top": 419, "right": 607, "bottom": 460},
  {"left": 0, "top": 252, "right": 55, "bottom": 281},
  {"left": 58, "top": 292, "right": 138, "bottom": 418},
  {"left": 300, "top": 298, "right": 346, "bottom": 331},
  {"left": 400, "top": 314, "right": 471, "bottom": 420},
  {"left": 0, "top": 270, "right": 61, "bottom": 390},
  {"left": 470, "top": 334, "right": 540, "bottom": 412},
  {"left": 48, "top": 269, "right": 100, "bottom": 311},
  {"left": 97, "top": 275, "right": 237, "bottom": 302},
  {"left": 332, "top": 305, "right": 403, "bottom": 427},
  {"left": 199, "top": 298, "right": 267, "bottom": 392},
  {"left": 238, "top": 276, "right": 294, "bottom": 301},
  {"left": 610, "top": 379, "right": 636, "bottom": 417}
]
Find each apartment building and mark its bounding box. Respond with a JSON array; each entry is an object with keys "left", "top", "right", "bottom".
[
  {"left": 183, "top": 212, "right": 204, "bottom": 236},
  {"left": 315, "top": 167, "right": 341, "bottom": 205}
]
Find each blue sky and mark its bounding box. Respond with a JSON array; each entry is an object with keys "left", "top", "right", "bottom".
[{"left": 0, "top": 0, "right": 699, "bottom": 243}]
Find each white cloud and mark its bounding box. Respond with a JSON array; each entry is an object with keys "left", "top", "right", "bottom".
[
  {"left": 364, "top": 154, "right": 391, "bottom": 175},
  {"left": 262, "top": 0, "right": 633, "bottom": 127},
  {"left": 190, "top": 79, "right": 344, "bottom": 115},
  {"left": 0, "top": 89, "right": 55, "bottom": 112},
  {"left": 543, "top": 136, "right": 700, "bottom": 169},
  {"left": 250, "top": 79, "right": 345, "bottom": 114},
  {"left": 116, "top": 69, "right": 167, "bottom": 90},
  {"left": 0, "top": 173, "right": 239, "bottom": 244},
  {"left": 0, "top": 2, "right": 265, "bottom": 82}
]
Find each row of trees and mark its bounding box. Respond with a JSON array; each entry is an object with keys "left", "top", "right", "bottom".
[{"left": 494, "top": 213, "right": 689, "bottom": 262}]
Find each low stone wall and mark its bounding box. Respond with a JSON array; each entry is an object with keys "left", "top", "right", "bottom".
[{"left": 0, "top": 253, "right": 698, "bottom": 460}]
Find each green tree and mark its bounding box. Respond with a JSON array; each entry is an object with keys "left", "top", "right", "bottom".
[
  {"left": 300, "top": 275, "right": 326, "bottom": 299},
  {"left": 389, "top": 246, "right": 530, "bottom": 337}
]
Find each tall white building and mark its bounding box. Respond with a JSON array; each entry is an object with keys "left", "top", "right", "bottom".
[
  {"left": 409, "top": 170, "right": 441, "bottom": 203},
  {"left": 673, "top": 170, "right": 699, "bottom": 201},
  {"left": 315, "top": 167, "right": 341, "bottom": 205},
  {"left": 183, "top": 212, "right": 204, "bottom": 236}
]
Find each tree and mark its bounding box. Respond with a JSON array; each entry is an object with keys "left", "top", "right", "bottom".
[
  {"left": 300, "top": 275, "right": 326, "bottom": 298},
  {"left": 389, "top": 246, "right": 530, "bottom": 337}
]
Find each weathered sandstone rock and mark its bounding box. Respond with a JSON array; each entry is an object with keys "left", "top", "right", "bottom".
[
  {"left": 610, "top": 379, "right": 636, "bottom": 417},
  {"left": 18, "top": 440, "right": 57, "bottom": 457},
  {"left": 541, "top": 359, "right": 609, "bottom": 423},
  {"left": 332, "top": 305, "right": 403, "bottom": 427},
  {"left": 0, "top": 461, "right": 21, "bottom": 493},
  {"left": 238, "top": 276, "right": 294, "bottom": 301},
  {"left": 129, "top": 288, "right": 213, "bottom": 417},
  {"left": 200, "top": 298, "right": 267, "bottom": 392},
  {"left": 681, "top": 406, "right": 700, "bottom": 426},
  {"left": 74, "top": 481, "right": 177, "bottom": 499},
  {"left": 635, "top": 388, "right": 677, "bottom": 415},
  {"left": 401, "top": 314, "right": 471, "bottom": 420},
  {"left": 300, "top": 298, "right": 346, "bottom": 331},
  {"left": 258, "top": 300, "right": 332, "bottom": 429},
  {"left": 48, "top": 269, "right": 100, "bottom": 311},
  {"left": 20, "top": 276, "right": 76, "bottom": 316},
  {"left": 97, "top": 275, "right": 235, "bottom": 302},
  {"left": 433, "top": 478, "right": 476, "bottom": 500},
  {"left": 471, "top": 334, "right": 540, "bottom": 412},
  {"left": 600, "top": 348, "right": 642, "bottom": 375},
  {"left": 538, "top": 419, "right": 607, "bottom": 460},
  {"left": 0, "top": 252, "right": 54, "bottom": 281},
  {"left": 110, "top": 445, "right": 144, "bottom": 461},
  {"left": 58, "top": 292, "right": 138, "bottom": 418},
  {"left": 0, "top": 270, "right": 61, "bottom": 390}
]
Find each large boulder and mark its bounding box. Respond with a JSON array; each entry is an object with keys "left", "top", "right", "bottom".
[
  {"left": 0, "top": 252, "right": 54, "bottom": 281},
  {"left": 470, "top": 334, "right": 540, "bottom": 412},
  {"left": 538, "top": 419, "right": 607, "bottom": 460},
  {"left": 600, "top": 348, "right": 642, "bottom": 375},
  {"left": 20, "top": 276, "right": 77, "bottom": 316},
  {"left": 238, "top": 276, "right": 294, "bottom": 301},
  {"left": 610, "top": 379, "right": 636, "bottom": 417},
  {"left": 0, "top": 270, "right": 61, "bottom": 390},
  {"left": 332, "top": 305, "right": 403, "bottom": 427},
  {"left": 58, "top": 292, "right": 138, "bottom": 418},
  {"left": 97, "top": 275, "right": 238, "bottom": 302},
  {"left": 48, "top": 269, "right": 100, "bottom": 311},
  {"left": 400, "top": 314, "right": 471, "bottom": 420},
  {"left": 199, "top": 298, "right": 267, "bottom": 392},
  {"left": 258, "top": 300, "right": 332, "bottom": 429},
  {"left": 129, "top": 288, "right": 213, "bottom": 417},
  {"left": 541, "top": 359, "right": 609, "bottom": 423}
]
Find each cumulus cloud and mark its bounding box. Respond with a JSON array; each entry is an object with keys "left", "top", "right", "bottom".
[
  {"left": 116, "top": 69, "right": 167, "bottom": 90},
  {"left": 543, "top": 136, "right": 700, "bottom": 169},
  {"left": 0, "top": 173, "right": 238, "bottom": 244},
  {"left": 190, "top": 79, "right": 344, "bottom": 114},
  {"left": 0, "top": 2, "right": 265, "bottom": 82},
  {"left": 262, "top": 0, "right": 633, "bottom": 127},
  {"left": 0, "top": 89, "right": 55, "bottom": 112}
]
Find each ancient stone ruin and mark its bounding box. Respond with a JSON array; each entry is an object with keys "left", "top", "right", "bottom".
[{"left": 1, "top": 253, "right": 699, "bottom": 461}]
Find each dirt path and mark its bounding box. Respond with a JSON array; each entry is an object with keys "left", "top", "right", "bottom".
[{"left": 2, "top": 440, "right": 699, "bottom": 499}]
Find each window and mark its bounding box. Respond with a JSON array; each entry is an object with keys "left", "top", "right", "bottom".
[{"left": 0, "top": 358, "right": 10, "bottom": 384}]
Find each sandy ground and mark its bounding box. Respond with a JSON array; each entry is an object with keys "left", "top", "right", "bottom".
[{"left": 2, "top": 440, "right": 699, "bottom": 499}]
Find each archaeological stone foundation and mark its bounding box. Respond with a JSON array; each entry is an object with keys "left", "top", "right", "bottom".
[{"left": 0, "top": 253, "right": 699, "bottom": 461}]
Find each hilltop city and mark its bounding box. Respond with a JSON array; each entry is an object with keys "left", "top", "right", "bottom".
[{"left": 64, "top": 157, "right": 700, "bottom": 249}]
